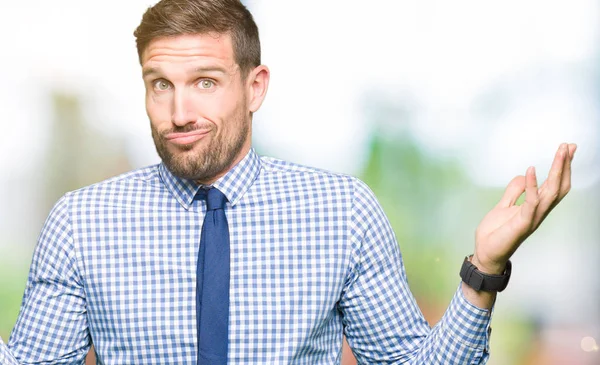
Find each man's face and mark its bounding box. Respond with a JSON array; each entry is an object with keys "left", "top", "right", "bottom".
[{"left": 142, "top": 33, "right": 258, "bottom": 184}]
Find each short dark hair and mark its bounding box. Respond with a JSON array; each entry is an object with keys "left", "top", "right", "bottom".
[{"left": 134, "top": 0, "right": 261, "bottom": 76}]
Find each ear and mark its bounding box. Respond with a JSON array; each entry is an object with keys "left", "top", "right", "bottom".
[{"left": 246, "top": 65, "right": 270, "bottom": 113}]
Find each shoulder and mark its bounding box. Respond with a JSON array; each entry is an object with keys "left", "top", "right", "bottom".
[
  {"left": 256, "top": 155, "right": 381, "bottom": 207},
  {"left": 258, "top": 155, "right": 359, "bottom": 189},
  {"left": 62, "top": 164, "right": 162, "bottom": 206}
]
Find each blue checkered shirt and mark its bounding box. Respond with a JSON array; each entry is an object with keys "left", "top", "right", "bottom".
[{"left": 1, "top": 148, "right": 491, "bottom": 364}]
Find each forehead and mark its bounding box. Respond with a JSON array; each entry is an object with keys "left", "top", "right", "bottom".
[{"left": 141, "top": 33, "right": 236, "bottom": 71}]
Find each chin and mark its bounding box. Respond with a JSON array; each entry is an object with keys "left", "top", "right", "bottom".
[{"left": 167, "top": 140, "right": 199, "bottom": 152}]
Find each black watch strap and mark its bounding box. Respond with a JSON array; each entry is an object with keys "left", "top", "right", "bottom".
[{"left": 460, "top": 256, "right": 512, "bottom": 292}]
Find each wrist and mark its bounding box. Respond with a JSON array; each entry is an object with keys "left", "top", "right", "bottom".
[
  {"left": 461, "top": 255, "right": 512, "bottom": 293},
  {"left": 471, "top": 255, "right": 507, "bottom": 275}
]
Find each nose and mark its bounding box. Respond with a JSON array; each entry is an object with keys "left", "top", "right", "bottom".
[{"left": 171, "top": 88, "right": 196, "bottom": 127}]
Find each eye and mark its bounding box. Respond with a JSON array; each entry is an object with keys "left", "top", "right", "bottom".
[
  {"left": 153, "top": 80, "right": 171, "bottom": 91},
  {"left": 198, "top": 79, "right": 215, "bottom": 89}
]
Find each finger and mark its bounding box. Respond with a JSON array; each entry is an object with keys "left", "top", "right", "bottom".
[
  {"left": 570, "top": 143, "right": 578, "bottom": 157},
  {"left": 520, "top": 166, "right": 539, "bottom": 224},
  {"left": 497, "top": 175, "right": 526, "bottom": 208},
  {"left": 534, "top": 144, "right": 569, "bottom": 227},
  {"left": 537, "top": 142, "right": 574, "bottom": 199},
  {"left": 539, "top": 143, "right": 567, "bottom": 204},
  {"left": 558, "top": 143, "right": 577, "bottom": 199},
  {"left": 537, "top": 179, "right": 546, "bottom": 197}
]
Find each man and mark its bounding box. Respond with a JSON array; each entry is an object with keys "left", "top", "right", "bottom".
[{"left": 0, "top": 0, "right": 576, "bottom": 364}]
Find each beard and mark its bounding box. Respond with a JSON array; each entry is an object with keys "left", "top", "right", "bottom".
[{"left": 151, "top": 111, "right": 250, "bottom": 183}]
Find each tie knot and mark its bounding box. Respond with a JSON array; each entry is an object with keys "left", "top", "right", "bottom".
[{"left": 205, "top": 187, "right": 227, "bottom": 211}]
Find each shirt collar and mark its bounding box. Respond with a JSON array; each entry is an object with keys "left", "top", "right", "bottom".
[{"left": 158, "top": 148, "right": 261, "bottom": 209}]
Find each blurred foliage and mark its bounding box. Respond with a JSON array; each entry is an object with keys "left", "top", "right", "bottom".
[
  {"left": 361, "top": 132, "right": 463, "bottom": 303},
  {"left": 358, "top": 123, "right": 537, "bottom": 364},
  {"left": 0, "top": 251, "right": 30, "bottom": 340},
  {"left": 43, "top": 92, "right": 132, "bottom": 214}
]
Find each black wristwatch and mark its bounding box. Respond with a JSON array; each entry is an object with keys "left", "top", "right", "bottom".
[{"left": 460, "top": 255, "right": 512, "bottom": 292}]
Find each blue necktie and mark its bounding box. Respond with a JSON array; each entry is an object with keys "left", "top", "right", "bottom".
[{"left": 196, "top": 187, "right": 230, "bottom": 364}]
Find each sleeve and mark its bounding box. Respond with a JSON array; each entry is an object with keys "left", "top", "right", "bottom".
[
  {"left": 0, "top": 336, "right": 19, "bottom": 365},
  {"left": 5, "top": 194, "right": 90, "bottom": 365},
  {"left": 338, "top": 179, "right": 491, "bottom": 364}
]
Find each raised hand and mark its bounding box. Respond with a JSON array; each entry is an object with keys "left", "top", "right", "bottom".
[{"left": 472, "top": 143, "right": 577, "bottom": 274}]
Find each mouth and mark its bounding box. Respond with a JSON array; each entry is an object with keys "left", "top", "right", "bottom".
[{"left": 164, "top": 129, "right": 211, "bottom": 146}]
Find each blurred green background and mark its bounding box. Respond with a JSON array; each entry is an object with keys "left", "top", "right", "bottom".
[{"left": 1, "top": 1, "right": 599, "bottom": 364}]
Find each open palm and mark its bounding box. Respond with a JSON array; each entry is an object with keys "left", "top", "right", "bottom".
[{"left": 473, "top": 143, "right": 576, "bottom": 274}]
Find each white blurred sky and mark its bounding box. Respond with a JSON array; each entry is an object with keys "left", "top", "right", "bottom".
[{"left": 0, "top": 0, "right": 598, "bottom": 186}]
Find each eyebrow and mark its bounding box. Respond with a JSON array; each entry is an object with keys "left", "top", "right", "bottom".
[{"left": 142, "top": 66, "right": 229, "bottom": 78}]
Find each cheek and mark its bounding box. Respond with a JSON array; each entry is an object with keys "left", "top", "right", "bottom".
[
  {"left": 213, "top": 89, "right": 247, "bottom": 119},
  {"left": 186, "top": 92, "right": 228, "bottom": 125}
]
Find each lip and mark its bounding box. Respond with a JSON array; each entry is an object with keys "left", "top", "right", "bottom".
[{"left": 165, "top": 130, "right": 210, "bottom": 145}]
